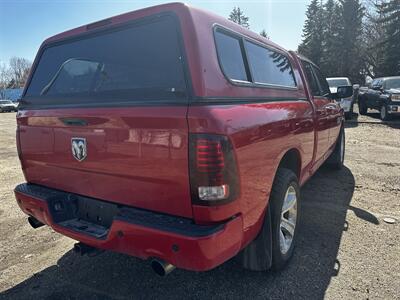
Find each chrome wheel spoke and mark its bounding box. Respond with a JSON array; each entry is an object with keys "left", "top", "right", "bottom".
[
  {"left": 279, "top": 228, "right": 287, "bottom": 253},
  {"left": 279, "top": 185, "right": 297, "bottom": 255},
  {"left": 281, "top": 218, "right": 295, "bottom": 237},
  {"left": 340, "top": 134, "right": 344, "bottom": 162},
  {"left": 282, "top": 192, "right": 296, "bottom": 213}
]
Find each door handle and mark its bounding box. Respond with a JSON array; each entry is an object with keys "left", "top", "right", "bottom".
[
  {"left": 326, "top": 104, "right": 337, "bottom": 110},
  {"left": 60, "top": 118, "right": 88, "bottom": 126}
]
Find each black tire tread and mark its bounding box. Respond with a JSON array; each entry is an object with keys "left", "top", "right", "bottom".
[
  {"left": 326, "top": 126, "right": 345, "bottom": 170},
  {"left": 270, "top": 168, "right": 299, "bottom": 271},
  {"left": 380, "top": 105, "right": 391, "bottom": 121},
  {"left": 359, "top": 98, "right": 367, "bottom": 115}
]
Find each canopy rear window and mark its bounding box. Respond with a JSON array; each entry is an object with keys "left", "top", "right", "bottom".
[
  {"left": 24, "top": 15, "right": 187, "bottom": 107},
  {"left": 327, "top": 78, "right": 351, "bottom": 87}
]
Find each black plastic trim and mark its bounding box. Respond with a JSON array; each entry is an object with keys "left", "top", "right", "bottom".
[
  {"left": 15, "top": 183, "right": 225, "bottom": 238},
  {"left": 191, "top": 96, "right": 308, "bottom": 105},
  {"left": 18, "top": 100, "right": 188, "bottom": 110}
]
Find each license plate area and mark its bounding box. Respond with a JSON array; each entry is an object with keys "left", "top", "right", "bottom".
[
  {"left": 77, "top": 197, "right": 119, "bottom": 228},
  {"left": 47, "top": 193, "right": 119, "bottom": 239}
]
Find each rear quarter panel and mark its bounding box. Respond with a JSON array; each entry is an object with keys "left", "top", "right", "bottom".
[{"left": 188, "top": 99, "right": 314, "bottom": 243}]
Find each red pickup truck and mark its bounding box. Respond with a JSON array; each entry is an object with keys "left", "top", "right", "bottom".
[{"left": 14, "top": 3, "right": 352, "bottom": 276}]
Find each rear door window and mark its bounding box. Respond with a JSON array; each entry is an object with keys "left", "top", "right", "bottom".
[
  {"left": 24, "top": 15, "right": 187, "bottom": 107},
  {"left": 214, "top": 30, "right": 249, "bottom": 82},
  {"left": 244, "top": 41, "right": 296, "bottom": 87},
  {"left": 312, "top": 66, "right": 330, "bottom": 96},
  {"left": 301, "top": 61, "right": 321, "bottom": 96}
]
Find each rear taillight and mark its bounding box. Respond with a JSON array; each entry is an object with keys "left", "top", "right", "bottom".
[
  {"left": 189, "top": 134, "right": 239, "bottom": 205},
  {"left": 16, "top": 125, "right": 22, "bottom": 160},
  {"left": 16, "top": 124, "right": 26, "bottom": 171}
]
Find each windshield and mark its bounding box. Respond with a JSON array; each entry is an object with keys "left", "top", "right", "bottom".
[
  {"left": 24, "top": 15, "right": 187, "bottom": 107},
  {"left": 0, "top": 100, "right": 12, "bottom": 104},
  {"left": 327, "top": 79, "right": 350, "bottom": 87},
  {"left": 385, "top": 78, "right": 400, "bottom": 90}
]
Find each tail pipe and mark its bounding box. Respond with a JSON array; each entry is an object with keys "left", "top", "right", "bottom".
[
  {"left": 73, "top": 242, "right": 102, "bottom": 256},
  {"left": 28, "top": 216, "right": 45, "bottom": 229},
  {"left": 151, "top": 259, "right": 176, "bottom": 276}
]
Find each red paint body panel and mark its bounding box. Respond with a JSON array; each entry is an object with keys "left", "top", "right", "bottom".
[
  {"left": 17, "top": 107, "right": 192, "bottom": 218},
  {"left": 188, "top": 100, "right": 315, "bottom": 243},
  {"left": 15, "top": 2, "right": 344, "bottom": 271}
]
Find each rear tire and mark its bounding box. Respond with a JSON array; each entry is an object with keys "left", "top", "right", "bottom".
[
  {"left": 326, "top": 126, "right": 345, "bottom": 170},
  {"left": 269, "top": 168, "right": 300, "bottom": 271},
  {"left": 359, "top": 99, "right": 367, "bottom": 115}
]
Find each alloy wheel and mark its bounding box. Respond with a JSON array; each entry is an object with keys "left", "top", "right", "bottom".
[
  {"left": 340, "top": 132, "right": 345, "bottom": 163},
  {"left": 279, "top": 185, "right": 297, "bottom": 255},
  {"left": 381, "top": 106, "right": 387, "bottom": 120}
]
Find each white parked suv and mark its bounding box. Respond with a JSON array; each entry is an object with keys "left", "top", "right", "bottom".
[
  {"left": 327, "top": 77, "right": 354, "bottom": 119},
  {"left": 0, "top": 100, "right": 18, "bottom": 112}
]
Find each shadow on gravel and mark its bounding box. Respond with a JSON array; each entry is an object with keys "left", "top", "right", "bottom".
[{"left": 1, "top": 167, "right": 359, "bottom": 300}]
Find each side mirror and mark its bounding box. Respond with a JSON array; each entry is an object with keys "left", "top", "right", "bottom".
[
  {"left": 372, "top": 85, "right": 382, "bottom": 91},
  {"left": 331, "top": 85, "right": 353, "bottom": 99}
]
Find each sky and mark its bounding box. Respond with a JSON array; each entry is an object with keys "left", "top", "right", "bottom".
[{"left": 0, "top": 0, "right": 309, "bottom": 64}]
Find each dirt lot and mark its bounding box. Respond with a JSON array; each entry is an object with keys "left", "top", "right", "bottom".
[{"left": 0, "top": 107, "right": 399, "bottom": 300}]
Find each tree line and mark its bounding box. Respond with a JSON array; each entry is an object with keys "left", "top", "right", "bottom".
[
  {"left": 0, "top": 57, "right": 32, "bottom": 91},
  {"left": 298, "top": 0, "right": 399, "bottom": 84},
  {"left": 229, "top": 6, "right": 269, "bottom": 38}
]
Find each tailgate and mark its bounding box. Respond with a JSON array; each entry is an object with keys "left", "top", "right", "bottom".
[{"left": 17, "top": 107, "right": 192, "bottom": 217}]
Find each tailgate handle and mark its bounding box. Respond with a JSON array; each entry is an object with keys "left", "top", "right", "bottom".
[{"left": 60, "top": 118, "right": 88, "bottom": 126}]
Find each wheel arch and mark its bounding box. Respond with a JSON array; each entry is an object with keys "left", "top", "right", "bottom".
[{"left": 276, "top": 148, "right": 302, "bottom": 180}]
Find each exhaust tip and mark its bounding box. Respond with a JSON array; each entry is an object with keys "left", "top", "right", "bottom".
[
  {"left": 28, "top": 216, "right": 44, "bottom": 229},
  {"left": 73, "top": 242, "right": 103, "bottom": 257},
  {"left": 151, "top": 259, "right": 175, "bottom": 276}
]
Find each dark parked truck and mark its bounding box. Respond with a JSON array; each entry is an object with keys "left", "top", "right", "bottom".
[
  {"left": 14, "top": 3, "right": 352, "bottom": 275},
  {"left": 358, "top": 76, "right": 400, "bottom": 120}
]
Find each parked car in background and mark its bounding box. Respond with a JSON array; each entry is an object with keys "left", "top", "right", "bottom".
[
  {"left": 327, "top": 77, "right": 354, "bottom": 119},
  {"left": 0, "top": 100, "right": 18, "bottom": 112},
  {"left": 14, "top": 3, "right": 352, "bottom": 276},
  {"left": 358, "top": 76, "right": 400, "bottom": 120}
]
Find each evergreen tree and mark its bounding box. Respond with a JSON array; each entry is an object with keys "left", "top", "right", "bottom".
[
  {"left": 378, "top": 0, "right": 400, "bottom": 75},
  {"left": 298, "top": 0, "right": 325, "bottom": 66},
  {"left": 320, "top": 0, "right": 343, "bottom": 76},
  {"left": 228, "top": 7, "right": 250, "bottom": 29},
  {"left": 338, "top": 0, "right": 365, "bottom": 82},
  {"left": 260, "top": 29, "right": 269, "bottom": 39}
]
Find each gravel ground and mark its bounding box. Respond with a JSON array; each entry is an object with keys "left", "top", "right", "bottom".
[{"left": 0, "top": 106, "right": 399, "bottom": 300}]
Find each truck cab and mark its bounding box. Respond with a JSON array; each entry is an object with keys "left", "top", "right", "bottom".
[{"left": 359, "top": 76, "right": 400, "bottom": 120}]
